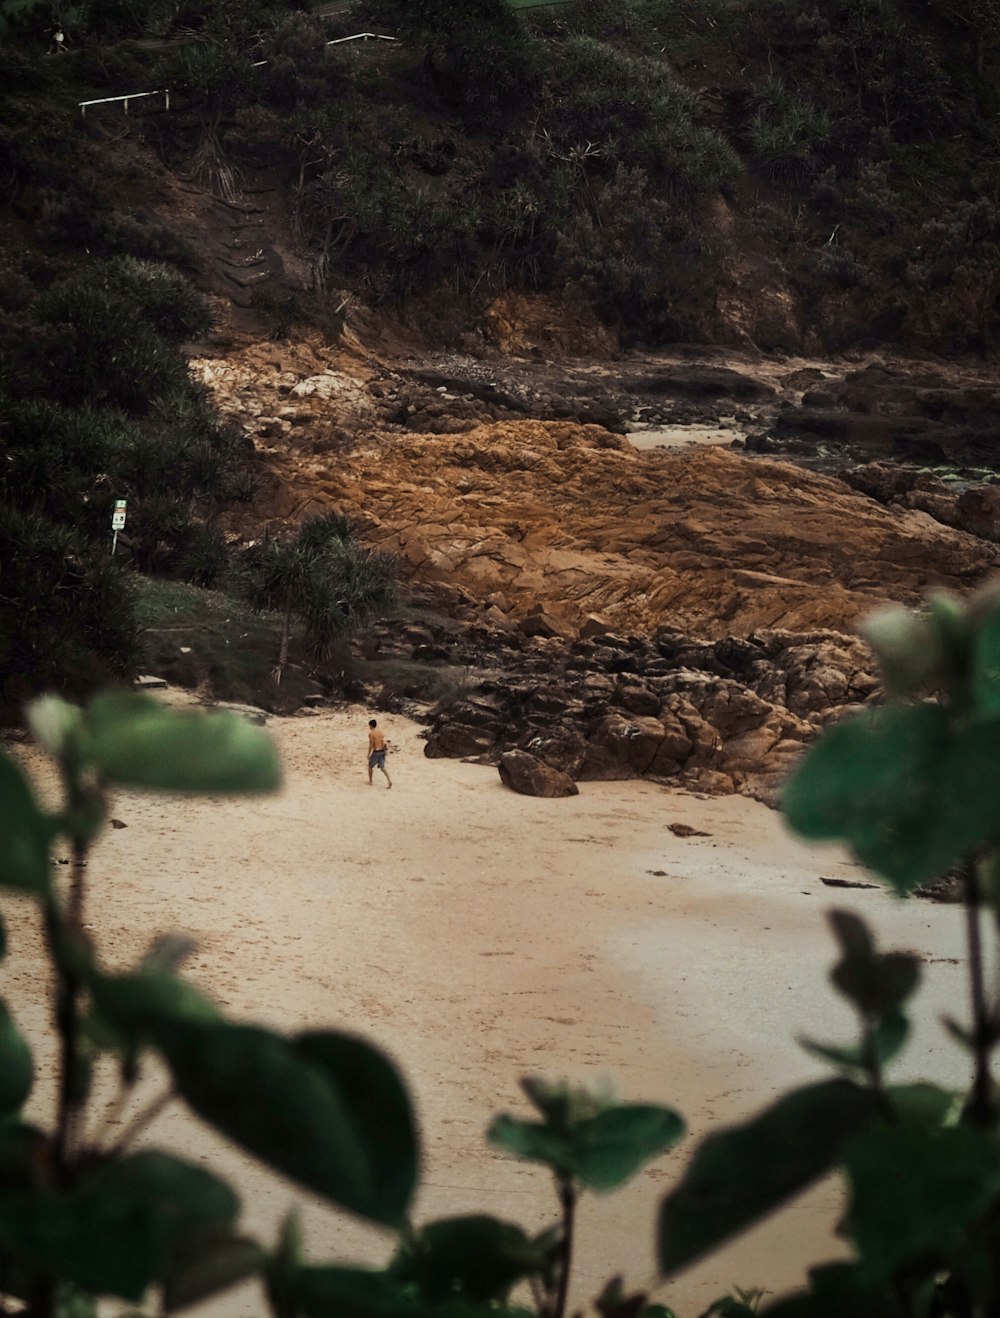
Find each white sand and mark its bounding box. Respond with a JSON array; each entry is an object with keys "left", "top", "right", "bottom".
[{"left": 2, "top": 705, "right": 968, "bottom": 1316}]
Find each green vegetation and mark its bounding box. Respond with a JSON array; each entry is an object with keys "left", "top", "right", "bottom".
[
  {"left": 239, "top": 513, "right": 396, "bottom": 684},
  {"left": 5, "top": 585, "right": 1000, "bottom": 1314},
  {"left": 2, "top": 0, "right": 1000, "bottom": 687}
]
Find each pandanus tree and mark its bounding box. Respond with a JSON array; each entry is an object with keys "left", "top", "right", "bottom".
[{"left": 240, "top": 513, "right": 395, "bottom": 684}]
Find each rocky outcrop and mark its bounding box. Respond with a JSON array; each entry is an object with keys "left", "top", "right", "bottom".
[
  {"left": 195, "top": 340, "right": 1000, "bottom": 798},
  {"left": 244, "top": 416, "right": 997, "bottom": 641},
  {"left": 841, "top": 463, "right": 1000, "bottom": 544},
  {"left": 758, "top": 362, "right": 1000, "bottom": 469},
  {"left": 417, "top": 626, "right": 879, "bottom": 805}
]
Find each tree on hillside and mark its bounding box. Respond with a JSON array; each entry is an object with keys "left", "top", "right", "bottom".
[
  {"left": 240, "top": 513, "right": 395, "bottom": 684},
  {"left": 927, "top": 0, "right": 1000, "bottom": 72},
  {"left": 368, "top": 0, "right": 541, "bottom": 120}
]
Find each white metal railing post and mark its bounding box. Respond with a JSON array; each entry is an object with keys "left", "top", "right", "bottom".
[{"left": 78, "top": 33, "right": 398, "bottom": 116}]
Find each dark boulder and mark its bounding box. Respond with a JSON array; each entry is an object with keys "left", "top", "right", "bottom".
[{"left": 498, "top": 750, "right": 579, "bottom": 798}]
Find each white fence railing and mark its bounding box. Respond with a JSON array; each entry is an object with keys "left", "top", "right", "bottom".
[
  {"left": 79, "top": 88, "right": 170, "bottom": 115},
  {"left": 78, "top": 33, "right": 397, "bottom": 116}
]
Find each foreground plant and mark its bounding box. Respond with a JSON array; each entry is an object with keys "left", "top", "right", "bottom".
[
  {"left": 4, "top": 582, "right": 1000, "bottom": 1317},
  {"left": 654, "top": 584, "right": 1000, "bottom": 1315},
  {"left": 0, "top": 691, "right": 681, "bottom": 1317}
]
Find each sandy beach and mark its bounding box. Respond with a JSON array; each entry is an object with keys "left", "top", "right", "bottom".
[{"left": 2, "top": 703, "right": 968, "bottom": 1316}]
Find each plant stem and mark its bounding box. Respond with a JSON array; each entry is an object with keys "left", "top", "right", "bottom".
[
  {"left": 964, "top": 860, "right": 996, "bottom": 1127},
  {"left": 863, "top": 1021, "right": 897, "bottom": 1125},
  {"left": 552, "top": 1174, "right": 576, "bottom": 1318},
  {"left": 44, "top": 897, "right": 82, "bottom": 1180},
  {"left": 29, "top": 1277, "right": 56, "bottom": 1318}
]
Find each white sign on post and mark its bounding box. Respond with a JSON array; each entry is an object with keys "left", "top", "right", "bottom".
[{"left": 111, "top": 499, "right": 127, "bottom": 555}]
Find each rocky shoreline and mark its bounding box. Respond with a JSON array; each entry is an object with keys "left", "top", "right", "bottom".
[
  {"left": 192, "top": 336, "right": 1000, "bottom": 799},
  {"left": 359, "top": 608, "right": 876, "bottom": 806}
]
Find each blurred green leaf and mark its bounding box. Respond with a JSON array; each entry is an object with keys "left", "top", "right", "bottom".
[
  {"left": 0, "top": 1120, "right": 46, "bottom": 1186},
  {"left": 294, "top": 1031, "right": 418, "bottom": 1229},
  {"left": 281, "top": 1265, "right": 427, "bottom": 1318},
  {"left": 833, "top": 955, "right": 920, "bottom": 1019},
  {"left": 488, "top": 1114, "right": 571, "bottom": 1171},
  {"left": 54, "top": 1286, "right": 98, "bottom": 1318},
  {"left": 783, "top": 705, "right": 1000, "bottom": 891},
  {"left": 595, "top": 1277, "right": 677, "bottom": 1318},
  {"left": 0, "top": 752, "right": 55, "bottom": 895},
  {"left": 971, "top": 600, "right": 1000, "bottom": 717},
  {"left": 489, "top": 1103, "right": 683, "bottom": 1191},
  {"left": 761, "top": 1261, "right": 899, "bottom": 1317},
  {"left": 156, "top": 1020, "right": 416, "bottom": 1226},
  {"left": 0, "top": 1156, "right": 188, "bottom": 1300},
  {"left": 871, "top": 1012, "right": 909, "bottom": 1066},
  {"left": 139, "top": 933, "right": 198, "bottom": 976},
  {"left": 0, "top": 1149, "right": 238, "bottom": 1300},
  {"left": 82, "top": 693, "right": 281, "bottom": 794},
  {"left": 90, "top": 968, "right": 222, "bottom": 1047},
  {"left": 162, "top": 1228, "right": 264, "bottom": 1313},
  {"left": 826, "top": 911, "right": 874, "bottom": 960},
  {"left": 109, "top": 1150, "right": 239, "bottom": 1237},
  {"left": 573, "top": 1105, "right": 686, "bottom": 1191},
  {"left": 658, "top": 1081, "right": 876, "bottom": 1275},
  {"left": 0, "top": 1001, "right": 32, "bottom": 1117},
  {"left": 701, "top": 1293, "right": 764, "bottom": 1318},
  {"left": 886, "top": 1083, "right": 959, "bottom": 1132},
  {"left": 843, "top": 1124, "right": 1000, "bottom": 1282},
  {"left": 26, "top": 695, "right": 83, "bottom": 761},
  {"left": 798, "top": 1039, "right": 865, "bottom": 1072},
  {"left": 391, "top": 1215, "right": 547, "bottom": 1302}
]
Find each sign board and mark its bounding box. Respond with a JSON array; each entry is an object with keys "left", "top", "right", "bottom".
[{"left": 111, "top": 499, "right": 127, "bottom": 531}]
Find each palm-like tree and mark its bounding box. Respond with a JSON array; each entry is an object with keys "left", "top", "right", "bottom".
[{"left": 240, "top": 514, "right": 395, "bottom": 684}]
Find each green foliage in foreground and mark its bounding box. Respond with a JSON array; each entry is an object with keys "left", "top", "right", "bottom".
[{"left": 3, "top": 583, "right": 1000, "bottom": 1315}]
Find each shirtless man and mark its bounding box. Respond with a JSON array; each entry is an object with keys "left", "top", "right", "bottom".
[{"left": 367, "top": 718, "right": 392, "bottom": 788}]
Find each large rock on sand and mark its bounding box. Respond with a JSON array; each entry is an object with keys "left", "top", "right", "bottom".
[{"left": 499, "top": 750, "right": 579, "bottom": 798}]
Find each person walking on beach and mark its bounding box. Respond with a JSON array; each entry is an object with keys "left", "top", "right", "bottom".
[{"left": 367, "top": 718, "right": 392, "bottom": 789}]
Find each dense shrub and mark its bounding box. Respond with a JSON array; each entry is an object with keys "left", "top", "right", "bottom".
[
  {"left": 260, "top": 12, "right": 347, "bottom": 109},
  {"left": 37, "top": 202, "right": 199, "bottom": 270},
  {"left": 368, "top": 0, "right": 543, "bottom": 123},
  {"left": 154, "top": 43, "right": 262, "bottom": 117},
  {"left": 28, "top": 258, "right": 210, "bottom": 412},
  {"left": 640, "top": 0, "right": 743, "bottom": 44},
  {"left": 0, "top": 504, "right": 138, "bottom": 697},
  {"left": 555, "top": 164, "right": 717, "bottom": 342},
  {"left": 555, "top": 0, "right": 648, "bottom": 39},
  {"left": 1, "top": 398, "right": 139, "bottom": 533},
  {"left": 546, "top": 36, "right": 740, "bottom": 191},
  {"left": 79, "top": 0, "right": 175, "bottom": 41},
  {"left": 299, "top": 143, "right": 482, "bottom": 300},
  {"left": 747, "top": 75, "right": 831, "bottom": 177},
  {"left": 58, "top": 256, "right": 211, "bottom": 342}
]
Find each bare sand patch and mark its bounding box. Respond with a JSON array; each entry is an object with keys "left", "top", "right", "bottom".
[{"left": 3, "top": 705, "right": 967, "bottom": 1316}]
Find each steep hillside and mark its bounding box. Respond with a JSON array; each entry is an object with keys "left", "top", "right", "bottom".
[
  {"left": 2, "top": 0, "right": 1000, "bottom": 724},
  {"left": 1, "top": 0, "right": 999, "bottom": 353}
]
